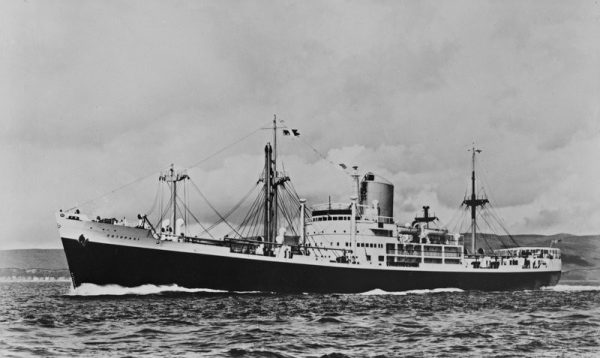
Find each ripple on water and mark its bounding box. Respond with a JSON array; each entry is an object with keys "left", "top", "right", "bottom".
[{"left": 1, "top": 281, "right": 600, "bottom": 357}]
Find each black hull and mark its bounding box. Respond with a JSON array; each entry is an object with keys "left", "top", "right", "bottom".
[{"left": 62, "top": 238, "right": 561, "bottom": 293}]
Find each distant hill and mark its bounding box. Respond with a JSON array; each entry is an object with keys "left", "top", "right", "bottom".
[
  {"left": 0, "top": 249, "right": 69, "bottom": 280},
  {"left": 0, "top": 235, "right": 598, "bottom": 282}
]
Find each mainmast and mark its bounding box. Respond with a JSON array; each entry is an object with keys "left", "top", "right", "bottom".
[
  {"left": 264, "top": 143, "right": 273, "bottom": 242},
  {"left": 262, "top": 116, "right": 289, "bottom": 248},
  {"left": 462, "top": 146, "right": 488, "bottom": 254},
  {"left": 272, "top": 116, "right": 278, "bottom": 243}
]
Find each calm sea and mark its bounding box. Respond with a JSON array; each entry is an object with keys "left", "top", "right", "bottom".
[{"left": 1, "top": 281, "right": 599, "bottom": 357}]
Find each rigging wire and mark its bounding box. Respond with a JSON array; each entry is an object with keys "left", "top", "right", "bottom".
[
  {"left": 278, "top": 186, "right": 300, "bottom": 236},
  {"left": 244, "top": 185, "right": 266, "bottom": 238},
  {"left": 144, "top": 181, "right": 162, "bottom": 218},
  {"left": 478, "top": 211, "right": 507, "bottom": 250},
  {"left": 201, "top": 182, "right": 261, "bottom": 236},
  {"left": 283, "top": 130, "right": 354, "bottom": 179},
  {"left": 65, "top": 123, "right": 267, "bottom": 212},
  {"left": 180, "top": 200, "right": 215, "bottom": 240},
  {"left": 157, "top": 194, "right": 173, "bottom": 228},
  {"left": 234, "top": 186, "right": 265, "bottom": 237},
  {"left": 450, "top": 150, "right": 522, "bottom": 249},
  {"left": 184, "top": 179, "right": 188, "bottom": 233},
  {"left": 158, "top": 180, "right": 164, "bottom": 225},
  {"left": 186, "top": 126, "right": 265, "bottom": 170},
  {"left": 188, "top": 180, "right": 243, "bottom": 238},
  {"left": 476, "top": 160, "right": 521, "bottom": 247}
]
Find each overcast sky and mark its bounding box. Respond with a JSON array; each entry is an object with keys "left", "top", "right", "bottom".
[{"left": 1, "top": 0, "right": 599, "bottom": 249}]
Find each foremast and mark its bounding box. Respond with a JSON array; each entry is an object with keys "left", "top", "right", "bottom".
[
  {"left": 462, "top": 146, "right": 488, "bottom": 254},
  {"left": 159, "top": 164, "right": 189, "bottom": 236}
]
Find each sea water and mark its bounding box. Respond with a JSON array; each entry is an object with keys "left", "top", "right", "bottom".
[{"left": 1, "top": 281, "right": 599, "bottom": 357}]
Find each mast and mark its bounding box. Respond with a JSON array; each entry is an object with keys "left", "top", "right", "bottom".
[
  {"left": 159, "top": 164, "right": 189, "bottom": 236},
  {"left": 462, "top": 146, "right": 488, "bottom": 254},
  {"left": 272, "top": 116, "right": 278, "bottom": 240},
  {"left": 264, "top": 143, "right": 272, "bottom": 242},
  {"left": 300, "top": 198, "right": 306, "bottom": 248},
  {"left": 261, "top": 116, "right": 289, "bottom": 251},
  {"left": 173, "top": 171, "right": 177, "bottom": 235}
]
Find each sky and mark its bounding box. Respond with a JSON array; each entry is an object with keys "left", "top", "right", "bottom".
[{"left": 1, "top": 0, "right": 599, "bottom": 249}]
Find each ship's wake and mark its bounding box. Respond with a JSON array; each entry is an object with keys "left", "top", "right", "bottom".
[
  {"left": 542, "top": 284, "right": 600, "bottom": 292},
  {"left": 67, "top": 283, "right": 230, "bottom": 296},
  {"left": 66, "top": 284, "right": 600, "bottom": 296},
  {"left": 360, "top": 288, "right": 464, "bottom": 295}
]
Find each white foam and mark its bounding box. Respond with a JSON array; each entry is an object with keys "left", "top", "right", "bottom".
[
  {"left": 67, "top": 283, "right": 227, "bottom": 296},
  {"left": 360, "top": 287, "right": 464, "bottom": 296},
  {"left": 542, "top": 284, "right": 600, "bottom": 292}
]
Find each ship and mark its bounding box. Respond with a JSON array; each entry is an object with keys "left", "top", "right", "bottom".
[{"left": 56, "top": 120, "right": 561, "bottom": 293}]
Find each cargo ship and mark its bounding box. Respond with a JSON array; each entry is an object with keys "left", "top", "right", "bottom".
[{"left": 57, "top": 120, "right": 561, "bottom": 293}]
